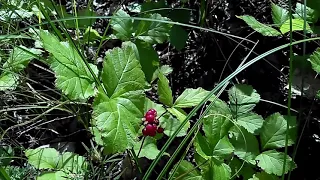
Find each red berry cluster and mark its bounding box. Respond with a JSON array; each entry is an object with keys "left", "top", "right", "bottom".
[{"left": 142, "top": 109, "right": 164, "bottom": 137}]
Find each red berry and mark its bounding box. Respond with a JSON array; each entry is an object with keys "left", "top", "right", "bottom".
[
  {"left": 146, "top": 109, "right": 157, "bottom": 116},
  {"left": 145, "top": 124, "right": 157, "bottom": 137},
  {"left": 157, "top": 127, "right": 164, "bottom": 133},
  {"left": 145, "top": 114, "right": 155, "bottom": 123},
  {"left": 142, "top": 128, "right": 148, "bottom": 136}
]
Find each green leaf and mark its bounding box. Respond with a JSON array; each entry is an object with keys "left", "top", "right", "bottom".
[
  {"left": 3, "top": 45, "right": 42, "bottom": 72},
  {"left": 167, "top": 107, "right": 187, "bottom": 122},
  {"left": 37, "top": 171, "right": 68, "bottom": 180},
  {"left": 229, "top": 157, "right": 255, "bottom": 180},
  {"left": 260, "top": 113, "right": 297, "bottom": 150},
  {"left": 271, "top": 2, "right": 289, "bottom": 26},
  {"left": 309, "top": 47, "right": 320, "bottom": 73},
  {"left": 57, "top": 152, "right": 87, "bottom": 173},
  {"left": 40, "top": 30, "right": 98, "bottom": 100},
  {"left": 0, "top": 73, "right": 19, "bottom": 91},
  {"left": 162, "top": 113, "right": 190, "bottom": 137},
  {"left": 169, "top": 25, "right": 188, "bottom": 50},
  {"left": 212, "top": 136, "right": 234, "bottom": 160},
  {"left": 83, "top": 27, "right": 101, "bottom": 41},
  {"left": 202, "top": 160, "right": 231, "bottom": 180},
  {"left": 141, "top": 0, "right": 168, "bottom": 17},
  {"left": 170, "top": 160, "right": 202, "bottom": 180},
  {"left": 255, "top": 150, "right": 296, "bottom": 176},
  {"left": 174, "top": 87, "right": 216, "bottom": 108},
  {"left": 236, "top": 112, "right": 264, "bottom": 134},
  {"left": 131, "top": 40, "right": 159, "bottom": 82},
  {"left": 249, "top": 171, "right": 279, "bottom": 180},
  {"left": 93, "top": 44, "right": 145, "bottom": 154},
  {"left": 157, "top": 71, "right": 173, "bottom": 106},
  {"left": 0, "top": 146, "right": 13, "bottom": 166},
  {"left": 230, "top": 127, "right": 260, "bottom": 164},
  {"left": 135, "top": 13, "right": 172, "bottom": 44},
  {"left": 25, "top": 148, "right": 60, "bottom": 169},
  {"left": 236, "top": 15, "right": 281, "bottom": 36},
  {"left": 110, "top": 9, "right": 133, "bottom": 40},
  {"left": 203, "top": 113, "right": 232, "bottom": 147},
  {"left": 280, "top": 18, "right": 312, "bottom": 34},
  {"left": 134, "top": 137, "right": 160, "bottom": 160},
  {"left": 294, "top": 2, "right": 319, "bottom": 23},
  {"left": 228, "top": 84, "right": 260, "bottom": 116}
]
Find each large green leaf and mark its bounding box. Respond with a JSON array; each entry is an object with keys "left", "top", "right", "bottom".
[
  {"left": 309, "top": 47, "right": 320, "bottom": 73},
  {"left": 212, "top": 136, "right": 234, "bottom": 160},
  {"left": 255, "top": 150, "right": 296, "bottom": 176},
  {"left": 203, "top": 113, "right": 232, "bottom": 147},
  {"left": 134, "top": 13, "right": 172, "bottom": 44},
  {"left": 294, "top": 2, "right": 319, "bottom": 23},
  {"left": 93, "top": 44, "right": 145, "bottom": 154},
  {"left": 229, "top": 157, "right": 255, "bottom": 180},
  {"left": 157, "top": 71, "right": 173, "bottom": 106},
  {"left": 134, "top": 137, "right": 160, "bottom": 160},
  {"left": 25, "top": 147, "right": 87, "bottom": 173},
  {"left": 228, "top": 84, "right": 260, "bottom": 116},
  {"left": 0, "top": 73, "right": 19, "bottom": 91},
  {"left": 280, "top": 18, "right": 312, "bottom": 34},
  {"left": 249, "top": 171, "right": 279, "bottom": 180},
  {"left": 271, "top": 2, "right": 289, "bottom": 26},
  {"left": 162, "top": 113, "right": 190, "bottom": 137},
  {"left": 170, "top": 160, "right": 203, "bottom": 180},
  {"left": 202, "top": 160, "right": 231, "bottom": 180},
  {"left": 129, "top": 40, "right": 159, "bottom": 82},
  {"left": 25, "top": 148, "right": 59, "bottom": 169},
  {"left": 236, "top": 112, "right": 263, "bottom": 134},
  {"left": 110, "top": 9, "right": 133, "bottom": 40},
  {"left": 40, "top": 30, "right": 98, "bottom": 100},
  {"left": 260, "top": 113, "right": 297, "bottom": 150},
  {"left": 237, "top": 15, "right": 281, "bottom": 36},
  {"left": 230, "top": 127, "right": 260, "bottom": 164},
  {"left": 3, "top": 45, "right": 42, "bottom": 72},
  {"left": 37, "top": 171, "right": 68, "bottom": 180},
  {"left": 174, "top": 87, "right": 216, "bottom": 108}
]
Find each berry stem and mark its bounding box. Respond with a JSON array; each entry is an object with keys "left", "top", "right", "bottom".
[{"left": 137, "top": 136, "right": 146, "bottom": 157}]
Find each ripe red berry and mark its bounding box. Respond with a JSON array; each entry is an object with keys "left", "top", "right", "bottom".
[
  {"left": 142, "top": 128, "right": 148, "bottom": 136},
  {"left": 157, "top": 127, "right": 164, "bottom": 133},
  {"left": 145, "top": 124, "right": 156, "bottom": 137},
  {"left": 145, "top": 114, "right": 155, "bottom": 123},
  {"left": 146, "top": 109, "right": 157, "bottom": 116}
]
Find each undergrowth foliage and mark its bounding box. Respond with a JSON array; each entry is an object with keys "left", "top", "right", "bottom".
[{"left": 2, "top": 0, "right": 320, "bottom": 179}]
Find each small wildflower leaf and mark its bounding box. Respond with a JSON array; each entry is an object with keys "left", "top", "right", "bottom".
[
  {"left": 237, "top": 15, "right": 281, "bottom": 36},
  {"left": 280, "top": 18, "right": 312, "bottom": 34},
  {"left": 110, "top": 9, "right": 133, "bottom": 41},
  {"left": 260, "top": 113, "right": 297, "bottom": 150},
  {"left": 174, "top": 87, "right": 217, "bottom": 108},
  {"left": 170, "top": 160, "right": 202, "bottom": 180},
  {"left": 309, "top": 48, "right": 320, "bottom": 73},
  {"left": 135, "top": 13, "right": 172, "bottom": 44},
  {"left": 228, "top": 84, "right": 260, "bottom": 116},
  {"left": 271, "top": 2, "right": 289, "bottom": 26},
  {"left": 294, "top": 2, "right": 319, "bottom": 23},
  {"left": 40, "top": 30, "right": 98, "bottom": 100},
  {"left": 157, "top": 71, "right": 173, "bottom": 107},
  {"left": 255, "top": 150, "right": 296, "bottom": 176},
  {"left": 249, "top": 171, "right": 279, "bottom": 180},
  {"left": 0, "top": 73, "right": 19, "bottom": 91},
  {"left": 236, "top": 112, "right": 264, "bottom": 134},
  {"left": 230, "top": 127, "right": 260, "bottom": 165},
  {"left": 37, "top": 171, "right": 68, "bottom": 180},
  {"left": 92, "top": 43, "right": 145, "bottom": 154},
  {"left": 133, "top": 137, "right": 162, "bottom": 160}
]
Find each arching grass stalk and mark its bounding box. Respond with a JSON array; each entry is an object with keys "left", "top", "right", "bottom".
[
  {"left": 143, "top": 36, "right": 320, "bottom": 179},
  {"left": 287, "top": 0, "right": 308, "bottom": 179},
  {"left": 282, "top": 0, "right": 294, "bottom": 179}
]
